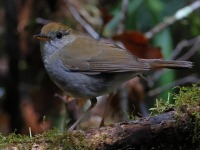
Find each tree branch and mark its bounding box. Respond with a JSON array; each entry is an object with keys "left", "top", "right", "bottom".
[
  {"left": 63, "top": 0, "right": 100, "bottom": 40},
  {"left": 117, "top": 0, "right": 129, "bottom": 34},
  {"left": 145, "top": 0, "right": 200, "bottom": 39}
]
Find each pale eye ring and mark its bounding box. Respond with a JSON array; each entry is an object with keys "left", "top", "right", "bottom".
[{"left": 56, "top": 32, "right": 63, "bottom": 39}]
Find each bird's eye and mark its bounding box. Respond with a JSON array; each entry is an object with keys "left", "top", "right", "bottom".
[{"left": 56, "top": 32, "right": 63, "bottom": 39}]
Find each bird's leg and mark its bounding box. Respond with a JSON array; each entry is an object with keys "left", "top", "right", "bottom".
[
  {"left": 99, "top": 92, "right": 114, "bottom": 127},
  {"left": 68, "top": 97, "right": 97, "bottom": 131},
  {"left": 54, "top": 94, "right": 78, "bottom": 127}
]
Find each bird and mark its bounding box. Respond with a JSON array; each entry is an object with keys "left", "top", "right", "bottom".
[{"left": 34, "top": 22, "right": 193, "bottom": 131}]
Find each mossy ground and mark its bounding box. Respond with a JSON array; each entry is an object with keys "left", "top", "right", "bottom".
[
  {"left": 1, "top": 85, "right": 200, "bottom": 149},
  {"left": 0, "top": 128, "right": 91, "bottom": 149}
]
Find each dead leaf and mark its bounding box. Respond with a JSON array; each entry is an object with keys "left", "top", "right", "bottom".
[{"left": 112, "top": 31, "right": 163, "bottom": 59}]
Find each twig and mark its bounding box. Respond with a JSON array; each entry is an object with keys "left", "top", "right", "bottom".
[
  {"left": 29, "top": 127, "right": 32, "bottom": 139},
  {"left": 63, "top": 0, "right": 100, "bottom": 40},
  {"left": 145, "top": 0, "right": 200, "bottom": 39},
  {"left": 148, "top": 75, "right": 199, "bottom": 97},
  {"left": 176, "top": 41, "right": 200, "bottom": 61},
  {"left": 117, "top": 0, "right": 129, "bottom": 34},
  {"left": 171, "top": 36, "right": 200, "bottom": 60}
]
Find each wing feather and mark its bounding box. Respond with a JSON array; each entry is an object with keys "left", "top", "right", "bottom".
[{"left": 59, "top": 35, "right": 150, "bottom": 74}]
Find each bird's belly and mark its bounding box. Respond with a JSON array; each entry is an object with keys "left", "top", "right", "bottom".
[
  {"left": 49, "top": 71, "right": 118, "bottom": 99},
  {"left": 44, "top": 59, "right": 139, "bottom": 99}
]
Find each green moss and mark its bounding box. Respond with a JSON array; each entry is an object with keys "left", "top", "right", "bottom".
[
  {"left": 150, "top": 84, "right": 200, "bottom": 142},
  {"left": 149, "top": 98, "right": 175, "bottom": 115},
  {"left": 34, "top": 128, "right": 91, "bottom": 149},
  {"left": 173, "top": 85, "right": 200, "bottom": 142},
  {"left": 0, "top": 132, "right": 32, "bottom": 149},
  {"left": 0, "top": 128, "right": 91, "bottom": 149},
  {"left": 173, "top": 85, "right": 200, "bottom": 112},
  {"left": 150, "top": 84, "right": 200, "bottom": 115}
]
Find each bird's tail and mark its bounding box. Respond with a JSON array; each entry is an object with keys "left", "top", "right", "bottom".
[{"left": 139, "top": 59, "right": 193, "bottom": 69}]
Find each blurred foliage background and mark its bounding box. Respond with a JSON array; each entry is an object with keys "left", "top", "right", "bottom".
[{"left": 0, "top": 0, "right": 199, "bottom": 135}]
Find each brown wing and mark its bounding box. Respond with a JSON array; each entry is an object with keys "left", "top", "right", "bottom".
[{"left": 59, "top": 35, "right": 150, "bottom": 74}]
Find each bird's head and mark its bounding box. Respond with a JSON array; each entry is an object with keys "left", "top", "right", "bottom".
[
  {"left": 34, "top": 22, "right": 73, "bottom": 41},
  {"left": 34, "top": 22, "right": 76, "bottom": 56}
]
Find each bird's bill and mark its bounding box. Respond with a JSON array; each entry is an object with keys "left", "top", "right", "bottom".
[{"left": 33, "top": 34, "right": 49, "bottom": 41}]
